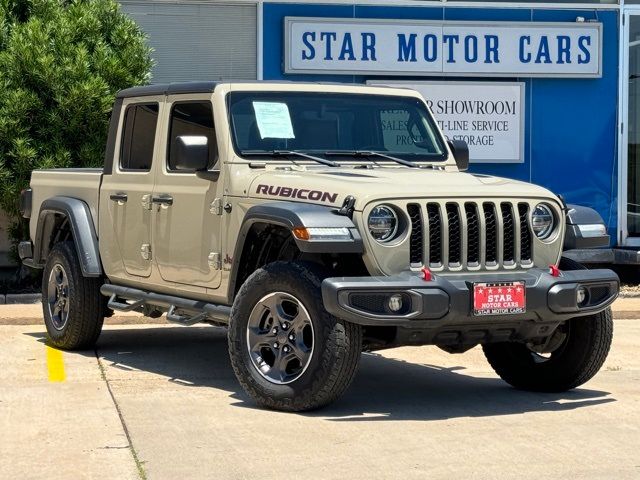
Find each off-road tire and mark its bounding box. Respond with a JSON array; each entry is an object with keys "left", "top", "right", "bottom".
[
  {"left": 483, "top": 307, "right": 613, "bottom": 392},
  {"left": 42, "top": 241, "right": 104, "bottom": 350},
  {"left": 228, "top": 261, "right": 362, "bottom": 411}
]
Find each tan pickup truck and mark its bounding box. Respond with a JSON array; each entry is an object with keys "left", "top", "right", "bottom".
[{"left": 19, "top": 81, "right": 619, "bottom": 411}]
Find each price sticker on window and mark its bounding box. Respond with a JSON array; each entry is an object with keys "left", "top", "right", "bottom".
[{"left": 252, "top": 101, "right": 295, "bottom": 139}]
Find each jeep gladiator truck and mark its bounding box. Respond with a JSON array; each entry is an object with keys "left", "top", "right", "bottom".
[{"left": 19, "top": 81, "right": 619, "bottom": 411}]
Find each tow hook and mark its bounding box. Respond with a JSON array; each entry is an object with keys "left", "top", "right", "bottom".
[{"left": 421, "top": 267, "right": 433, "bottom": 281}]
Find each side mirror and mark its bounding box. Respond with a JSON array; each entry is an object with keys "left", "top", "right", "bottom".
[
  {"left": 174, "top": 135, "right": 209, "bottom": 171},
  {"left": 447, "top": 139, "right": 469, "bottom": 172}
]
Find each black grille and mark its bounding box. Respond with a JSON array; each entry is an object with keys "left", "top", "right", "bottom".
[
  {"left": 465, "top": 203, "right": 480, "bottom": 265},
  {"left": 427, "top": 203, "right": 442, "bottom": 265},
  {"left": 349, "top": 293, "right": 411, "bottom": 315},
  {"left": 484, "top": 203, "right": 498, "bottom": 263},
  {"left": 407, "top": 204, "right": 423, "bottom": 266},
  {"left": 349, "top": 293, "right": 387, "bottom": 314},
  {"left": 501, "top": 203, "right": 515, "bottom": 263},
  {"left": 588, "top": 286, "right": 611, "bottom": 304},
  {"left": 446, "top": 203, "right": 461, "bottom": 264},
  {"left": 405, "top": 201, "right": 536, "bottom": 269},
  {"left": 518, "top": 203, "right": 532, "bottom": 262}
]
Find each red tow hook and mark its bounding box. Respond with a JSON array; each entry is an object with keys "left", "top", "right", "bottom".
[
  {"left": 549, "top": 264, "right": 561, "bottom": 277},
  {"left": 421, "top": 267, "right": 433, "bottom": 281}
]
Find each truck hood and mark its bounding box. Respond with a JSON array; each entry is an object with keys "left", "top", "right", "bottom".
[{"left": 246, "top": 167, "right": 559, "bottom": 210}]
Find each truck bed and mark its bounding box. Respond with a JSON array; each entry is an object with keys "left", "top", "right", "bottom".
[{"left": 30, "top": 169, "right": 103, "bottom": 234}]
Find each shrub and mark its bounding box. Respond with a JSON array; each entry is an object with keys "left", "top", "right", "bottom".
[{"left": 0, "top": 0, "right": 152, "bottom": 263}]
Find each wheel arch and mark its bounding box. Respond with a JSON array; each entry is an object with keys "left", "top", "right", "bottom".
[
  {"left": 227, "top": 202, "right": 364, "bottom": 300},
  {"left": 32, "top": 196, "right": 102, "bottom": 277}
]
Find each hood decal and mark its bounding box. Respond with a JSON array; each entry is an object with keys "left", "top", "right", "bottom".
[{"left": 256, "top": 184, "right": 338, "bottom": 204}]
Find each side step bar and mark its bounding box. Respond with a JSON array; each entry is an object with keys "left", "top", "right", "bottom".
[{"left": 100, "top": 284, "right": 231, "bottom": 325}]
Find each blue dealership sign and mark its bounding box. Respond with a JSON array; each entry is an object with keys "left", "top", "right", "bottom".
[
  {"left": 264, "top": 3, "right": 619, "bottom": 240},
  {"left": 285, "top": 17, "right": 602, "bottom": 78}
]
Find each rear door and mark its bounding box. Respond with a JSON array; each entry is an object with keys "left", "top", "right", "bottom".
[
  {"left": 100, "top": 98, "right": 163, "bottom": 278},
  {"left": 152, "top": 94, "right": 222, "bottom": 289}
]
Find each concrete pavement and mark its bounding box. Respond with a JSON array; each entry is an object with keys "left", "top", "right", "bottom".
[
  {"left": 1, "top": 326, "right": 139, "bottom": 479},
  {"left": 1, "top": 311, "right": 639, "bottom": 479}
]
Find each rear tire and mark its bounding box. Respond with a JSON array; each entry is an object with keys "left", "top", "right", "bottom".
[
  {"left": 228, "top": 261, "right": 362, "bottom": 411},
  {"left": 483, "top": 307, "right": 613, "bottom": 392},
  {"left": 42, "top": 242, "right": 104, "bottom": 350}
]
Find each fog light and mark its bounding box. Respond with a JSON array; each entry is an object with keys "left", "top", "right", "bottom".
[
  {"left": 577, "top": 287, "right": 588, "bottom": 306},
  {"left": 388, "top": 294, "right": 404, "bottom": 313}
]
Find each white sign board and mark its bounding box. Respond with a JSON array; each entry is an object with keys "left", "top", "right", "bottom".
[
  {"left": 285, "top": 17, "right": 602, "bottom": 78},
  {"left": 370, "top": 81, "right": 525, "bottom": 163}
]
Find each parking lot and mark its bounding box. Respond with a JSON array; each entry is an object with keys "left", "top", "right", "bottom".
[{"left": 2, "top": 307, "right": 639, "bottom": 480}]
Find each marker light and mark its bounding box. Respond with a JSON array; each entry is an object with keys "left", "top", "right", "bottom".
[
  {"left": 577, "top": 224, "right": 607, "bottom": 238},
  {"left": 292, "top": 227, "right": 352, "bottom": 241}
]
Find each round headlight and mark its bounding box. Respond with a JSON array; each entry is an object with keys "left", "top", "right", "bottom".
[
  {"left": 532, "top": 203, "right": 556, "bottom": 240},
  {"left": 368, "top": 205, "right": 398, "bottom": 242}
]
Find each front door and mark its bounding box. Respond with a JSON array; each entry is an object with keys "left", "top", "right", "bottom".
[
  {"left": 100, "top": 99, "right": 162, "bottom": 278},
  {"left": 152, "top": 95, "right": 222, "bottom": 289}
]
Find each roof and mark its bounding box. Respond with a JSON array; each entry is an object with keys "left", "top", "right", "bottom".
[
  {"left": 116, "top": 81, "right": 219, "bottom": 99},
  {"left": 115, "top": 80, "right": 417, "bottom": 99}
]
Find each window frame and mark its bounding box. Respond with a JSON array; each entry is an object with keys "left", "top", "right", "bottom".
[
  {"left": 165, "top": 99, "right": 217, "bottom": 174},
  {"left": 118, "top": 102, "right": 160, "bottom": 173},
  {"left": 226, "top": 91, "right": 448, "bottom": 162}
]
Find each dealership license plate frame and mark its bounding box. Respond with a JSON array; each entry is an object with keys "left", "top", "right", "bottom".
[{"left": 473, "top": 282, "right": 526, "bottom": 316}]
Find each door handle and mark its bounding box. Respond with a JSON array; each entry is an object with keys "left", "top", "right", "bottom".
[
  {"left": 110, "top": 192, "right": 128, "bottom": 203},
  {"left": 151, "top": 194, "right": 173, "bottom": 206}
]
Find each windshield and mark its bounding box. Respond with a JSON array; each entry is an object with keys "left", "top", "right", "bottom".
[{"left": 228, "top": 92, "right": 448, "bottom": 162}]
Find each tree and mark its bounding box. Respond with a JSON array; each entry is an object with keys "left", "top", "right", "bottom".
[{"left": 0, "top": 0, "right": 152, "bottom": 263}]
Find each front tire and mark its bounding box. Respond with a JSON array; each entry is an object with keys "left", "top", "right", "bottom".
[
  {"left": 483, "top": 307, "right": 613, "bottom": 392},
  {"left": 42, "top": 242, "right": 104, "bottom": 350},
  {"left": 228, "top": 262, "right": 362, "bottom": 411}
]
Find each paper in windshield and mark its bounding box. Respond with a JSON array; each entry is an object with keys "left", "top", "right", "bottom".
[{"left": 252, "top": 101, "right": 295, "bottom": 140}]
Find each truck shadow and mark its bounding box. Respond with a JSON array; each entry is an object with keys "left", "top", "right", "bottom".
[{"left": 28, "top": 325, "right": 615, "bottom": 421}]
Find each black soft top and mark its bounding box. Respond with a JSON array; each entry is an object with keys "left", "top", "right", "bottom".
[{"left": 116, "top": 81, "right": 218, "bottom": 99}]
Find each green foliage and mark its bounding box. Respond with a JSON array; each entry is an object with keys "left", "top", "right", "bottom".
[{"left": 0, "top": 0, "right": 152, "bottom": 255}]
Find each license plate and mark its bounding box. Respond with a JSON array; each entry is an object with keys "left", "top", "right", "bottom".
[{"left": 473, "top": 282, "right": 526, "bottom": 316}]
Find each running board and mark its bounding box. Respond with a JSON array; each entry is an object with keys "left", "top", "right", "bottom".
[{"left": 100, "top": 284, "right": 231, "bottom": 325}]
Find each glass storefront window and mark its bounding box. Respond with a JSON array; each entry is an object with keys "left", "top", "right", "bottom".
[{"left": 628, "top": 15, "right": 640, "bottom": 236}]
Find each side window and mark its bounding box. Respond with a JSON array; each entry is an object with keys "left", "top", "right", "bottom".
[
  {"left": 120, "top": 103, "right": 159, "bottom": 171},
  {"left": 167, "top": 101, "right": 217, "bottom": 171}
]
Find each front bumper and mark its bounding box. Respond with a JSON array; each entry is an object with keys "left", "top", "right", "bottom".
[{"left": 322, "top": 268, "right": 618, "bottom": 344}]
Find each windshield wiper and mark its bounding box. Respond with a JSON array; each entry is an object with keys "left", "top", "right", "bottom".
[
  {"left": 324, "top": 150, "right": 420, "bottom": 168},
  {"left": 241, "top": 150, "right": 339, "bottom": 167}
]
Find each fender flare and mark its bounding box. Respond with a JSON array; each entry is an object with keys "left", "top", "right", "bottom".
[
  {"left": 563, "top": 204, "right": 610, "bottom": 250},
  {"left": 33, "top": 196, "right": 102, "bottom": 277},
  {"left": 228, "top": 201, "right": 363, "bottom": 295}
]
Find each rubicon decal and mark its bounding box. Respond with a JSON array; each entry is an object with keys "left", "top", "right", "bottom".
[{"left": 256, "top": 184, "right": 338, "bottom": 203}]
